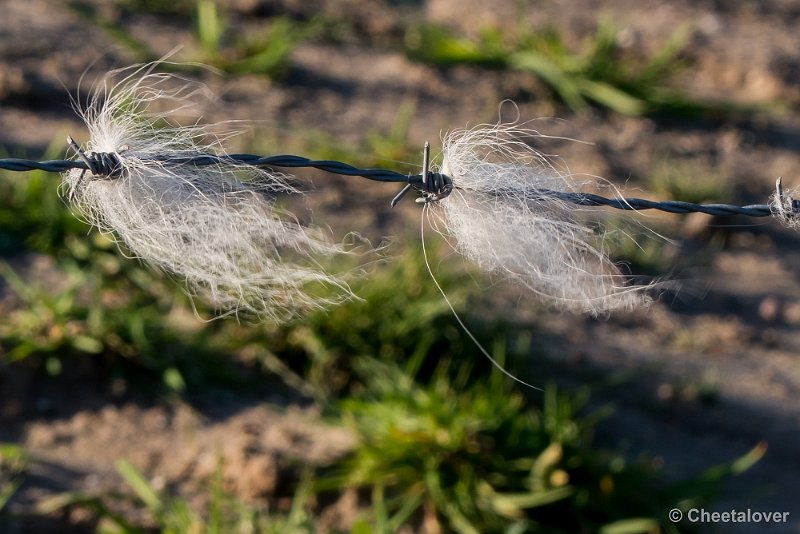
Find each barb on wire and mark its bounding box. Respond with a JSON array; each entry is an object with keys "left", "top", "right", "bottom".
[{"left": 0, "top": 150, "right": 790, "bottom": 220}]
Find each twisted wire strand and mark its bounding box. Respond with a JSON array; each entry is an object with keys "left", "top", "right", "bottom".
[
  {"left": 0, "top": 155, "right": 776, "bottom": 218},
  {"left": 531, "top": 189, "right": 774, "bottom": 218},
  {"left": 0, "top": 154, "right": 414, "bottom": 182},
  {"left": 0, "top": 158, "right": 89, "bottom": 173}
]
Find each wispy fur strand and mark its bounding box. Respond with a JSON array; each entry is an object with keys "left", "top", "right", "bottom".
[
  {"left": 431, "top": 123, "right": 653, "bottom": 316},
  {"left": 62, "top": 66, "right": 353, "bottom": 321}
]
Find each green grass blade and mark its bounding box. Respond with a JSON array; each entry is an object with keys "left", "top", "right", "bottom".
[
  {"left": 0, "top": 479, "right": 20, "bottom": 511},
  {"left": 509, "top": 51, "right": 587, "bottom": 112},
  {"left": 600, "top": 517, "right": 661, "bottom": 534},
  {"left": 578, "top": 79, "right": 647, "bottom": 115},
  {"left": 489, "top": 486, "right": 574, "bottom": 516},
  {"left": 116, "top": 460, "right": 162, "bottom": 514},
  {"left": 196, "top": 0, "right": 225, "bottom": 56}
]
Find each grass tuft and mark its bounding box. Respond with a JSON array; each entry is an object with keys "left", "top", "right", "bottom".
[{"left": 405, "top": 17, "right": 773, "bottom": 118}]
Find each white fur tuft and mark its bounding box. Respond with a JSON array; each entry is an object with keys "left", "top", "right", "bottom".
[
  {"left": 769, "top": 184, "right": 800, "bottom": 230},
  {"left": 62, "top": 65, "right": 353, "bottom": 321},
  {"left": 431, "top": 122, "right": 652, "bottom": 316}
]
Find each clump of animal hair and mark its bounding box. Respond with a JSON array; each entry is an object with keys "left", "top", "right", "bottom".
[
  {"left": 62, "top": 64, "right": 354, "bottom": 321},
  {"left": 769, "top": 183, "right": 800, "bottom": 230},
  {"left": 431, "top": 122, "right": 654, "bottom": 316}
]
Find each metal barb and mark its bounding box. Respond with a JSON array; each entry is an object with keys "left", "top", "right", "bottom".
[
  {"left": 390, "top": 141, "right": 432, "bottom": 208},
  {"left": 415, "top": 171, "right": 453, "bottom": 204},
  {"left": 774, "top": 176, "right": 800, "bottom": 219},
  {"left": 422, "top": 141, "right": 430, "bottom": 186},
  {"left": 390, "top": 183, "right": 414, "bottom": 208},
  {"left": 66, "top": 136, "right": 122, "bottom": 178},
  {"left": 66, "top": 136, "right": 91, "bottom": 201},
  {"left": 414, "top": 141, "right": 455, "bottom": 205},
  {"left": 775, "top": 177, "right": 786, "bottom": 218},
  {"left": 67, "top": 136, "right": 96, "bottom": 175},
  {"left": 414, "top": 141, "right": 436, "bottom": 204}
]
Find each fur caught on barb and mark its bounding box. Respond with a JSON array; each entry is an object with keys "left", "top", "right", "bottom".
[
  {"left": 769, "top": 179, "right": 800, "bottom": 229},
  {"left": 430, "top": 123, "right": 653, "bottom": 316},
  {"left": 62, "top": 65, "right": 353, "bottom": 321}
]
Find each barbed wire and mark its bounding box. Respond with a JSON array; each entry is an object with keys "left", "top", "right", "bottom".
[
  {"left": 0, "top": 151, "right": 786, "bottom": 219},
  {"left": 528, "top": 189, "right": 774, "bottom": 218},
  {"left": 0, "top": 154, "right": 413, "bottom": 182}
]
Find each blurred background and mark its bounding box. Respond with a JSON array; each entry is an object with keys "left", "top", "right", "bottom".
[{"left": 1, "top": 0, "right": 799, "bottom": 532}]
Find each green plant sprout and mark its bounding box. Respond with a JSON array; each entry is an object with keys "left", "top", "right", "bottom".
[
  {"left": 0, "top": 444, "right": 27, "bottom": 513},
  {"left": 405, "top": 17, "right": 772, "bottom": 117},
  {"left": 195, "top": 1, "right": 320, "bottom": 77},
  {"left": 67, "top": 0, "right": 318, "bottom": 78}
]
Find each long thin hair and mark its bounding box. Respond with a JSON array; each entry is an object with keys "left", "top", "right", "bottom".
[
  {"left": 429, "top": 122, "right": 654, "bottom": 315},
  {"left": 62, "top": 64, "right": 354, "bottom": 321}
]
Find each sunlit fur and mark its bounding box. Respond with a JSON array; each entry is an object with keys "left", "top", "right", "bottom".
[
  {"left": 769, "top": 183, "right": 800, "bottom": 229},
  {"left": 62, "top": 65, "right": 353, "bottom": 321},
  {"left": 430, "top": 123, "right": 653, "bottom": 315}
]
